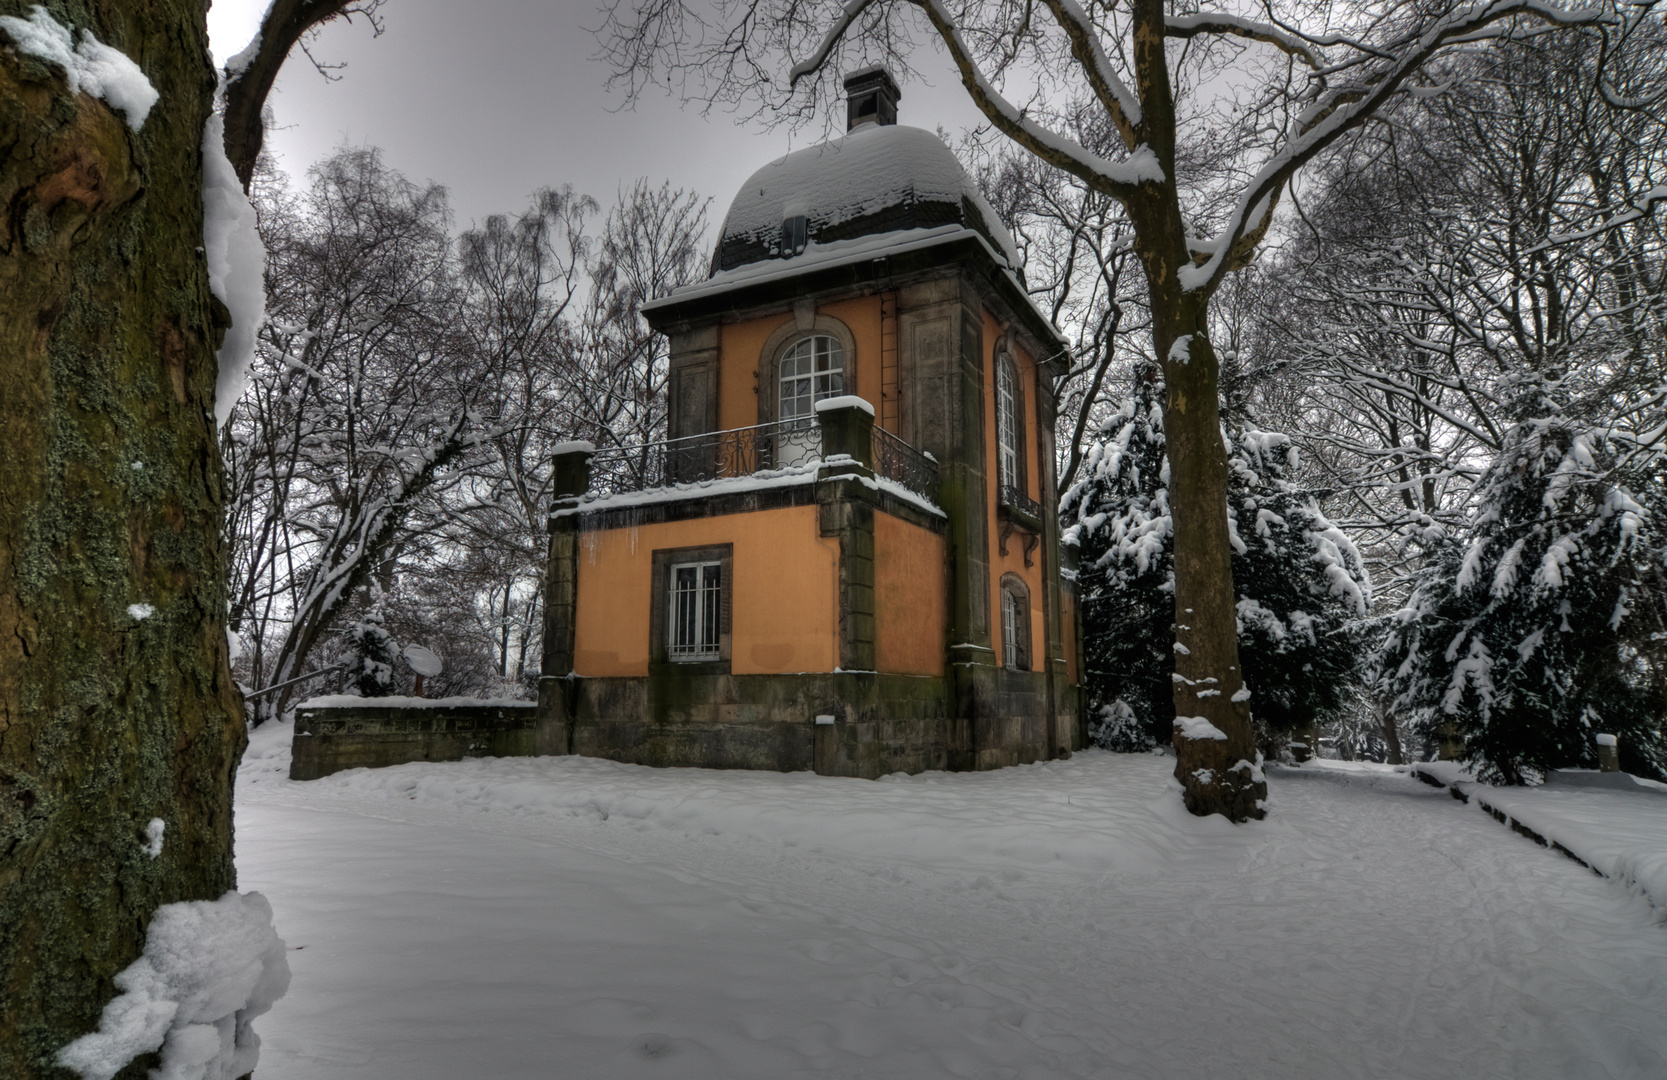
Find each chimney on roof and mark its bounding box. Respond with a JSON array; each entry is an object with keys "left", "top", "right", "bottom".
[{"left": 844, "top": 66, "right": 900, "bottom": 131}]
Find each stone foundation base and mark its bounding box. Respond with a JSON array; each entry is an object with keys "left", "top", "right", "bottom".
[{"left": 540, "top": 668, "right": 1079, "bottom": 778}]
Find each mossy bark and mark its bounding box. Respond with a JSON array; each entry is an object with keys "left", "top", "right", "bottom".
[{"left": 0, "top": 3, "right": 245, "bottom": 1076}]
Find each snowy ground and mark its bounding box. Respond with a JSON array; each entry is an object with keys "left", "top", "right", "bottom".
[
  {"left": 236, "top": 723, "right": 1667, "bottom": 1079},
  {"left": 1411, "top": 760, "right": 1667, "bottom": 914}
]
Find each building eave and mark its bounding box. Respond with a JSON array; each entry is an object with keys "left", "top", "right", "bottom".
[{"left": 643, "top": 228, "right": 1068, "bottom": 363}]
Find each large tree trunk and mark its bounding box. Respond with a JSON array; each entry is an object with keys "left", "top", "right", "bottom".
[
  {"left": 1151, "top": 290, "right": 1267, "bottom": 821},
  {"left": 0, "top": 4, "right": 246, "bottom": 1075},
  {"left": 1128, "top": 0, "right": 1266, "bottom": 822}
]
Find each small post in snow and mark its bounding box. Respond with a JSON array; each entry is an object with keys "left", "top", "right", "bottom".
[{"left": 1597, "top": 733, "right": 1620, "bottom": 773}]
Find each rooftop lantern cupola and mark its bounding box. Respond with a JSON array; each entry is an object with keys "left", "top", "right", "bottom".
[{"left": 844, "top": 66, "right": 901, "bottom": 130}]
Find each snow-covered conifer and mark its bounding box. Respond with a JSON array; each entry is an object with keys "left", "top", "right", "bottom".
[
  {"left": 1375, "top": 380, "right": 1667, "bottom": 783},
  {"left": 339, "top": 614, "right": 400, "bottom": 698},
  {"left": 1065, "top": 361, "right": 1371, "bottom": 751}
]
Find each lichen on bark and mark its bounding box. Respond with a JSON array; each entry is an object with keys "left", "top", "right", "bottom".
[{"left": 0, "top": 4, "right": 246, "bottom": 1075}]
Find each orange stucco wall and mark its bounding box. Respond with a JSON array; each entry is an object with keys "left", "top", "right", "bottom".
[
  {"left": 874, "top": 511, "right": 947, "bottom": 676},
  {"left": 717, "top": 295, "right": 886, "bottom": 430},
  {"left": 573, "top": 505, "right": 839, "bottom": 677},
  {"left": 982, "top": 310, "right": 1047, "bottom": 670}
]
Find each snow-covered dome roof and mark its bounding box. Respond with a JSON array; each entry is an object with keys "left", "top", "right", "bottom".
[{"left": 711, "top": 123, "right": 1020, "bottom": 274}]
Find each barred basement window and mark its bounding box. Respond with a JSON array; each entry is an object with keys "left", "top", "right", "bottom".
[{"left": 669, "top": 561, "right": 722, "bottom": 660}]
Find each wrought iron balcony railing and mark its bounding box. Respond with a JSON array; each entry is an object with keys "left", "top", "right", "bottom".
[
  {"left": 579, "top": 415, "right": 940, "bottom": 505},
  {"left": 585, "top": 419, "right": 821, "bottom": 498},
  {"left": 998, "top": 483, "right": 1044, "bottom": 526},
  {"left": 873, "top": 426, "right": 939, "bottom": 501}
]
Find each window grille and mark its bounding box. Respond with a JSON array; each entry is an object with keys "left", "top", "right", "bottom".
[
  {"left": 669, "top": 561, "right": 723, "bottom": 660},
  {"left": 779, "top": 335, "right": 845, "bottom": 424}
]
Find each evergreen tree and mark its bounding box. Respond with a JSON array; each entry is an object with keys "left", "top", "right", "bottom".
[
  {"left": 1065, "top": 362, "right": 1371, "bottom": 752},
  {"left": 1376, "top": 382, "right": 1667, "bottom": 783},
  {"left": 340, "top": 613, "right": 400, "bottom": 698}
]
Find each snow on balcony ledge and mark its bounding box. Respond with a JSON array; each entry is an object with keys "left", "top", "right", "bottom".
[{"left": 551, "top": 463, "right": 824, "bottom": 520}]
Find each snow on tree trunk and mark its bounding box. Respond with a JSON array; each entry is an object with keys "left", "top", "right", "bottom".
[
  {"left": 0, "top": 5, "right": 251, "bottom": 1074},
  {"left": 1068, "top": 360, "right": 1370, "bottom": 782},
  {"left": 1146, "top": 287, "right": 1266, "bottom": 818}
]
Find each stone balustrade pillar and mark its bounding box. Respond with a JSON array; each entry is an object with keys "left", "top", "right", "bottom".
[
  {"left": 814, "top": 395, "right": 875, "bottom": 474},
  {"left": 539, "top": 440, "right": 596, "bottom": 755}
]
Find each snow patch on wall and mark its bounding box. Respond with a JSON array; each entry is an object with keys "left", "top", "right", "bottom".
[
  {"left": 55, "top": 891, "right": 289, "bottom": 1080},
  {"left": 202, "top": 113, "right": 267, "bottom": 429},
  {"left": 0, "top": 6, "right": 158, "bottom": 130}
]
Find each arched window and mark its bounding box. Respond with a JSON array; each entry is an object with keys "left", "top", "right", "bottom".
[
  {"left": 778, "top": 334, "right": 845, "bottom": 423},
  {"left": 1000, "top": 574, "right": 1031, "bottom": 671},
  {"left": 995, "top": 352, "right": 1026, "bottom": 496}
]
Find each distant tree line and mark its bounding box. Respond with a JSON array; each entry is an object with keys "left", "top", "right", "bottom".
[
  {"left": 222, "top": 148, "right": 707, "bottom": 722},
  {"left": 987, "top": 30, "right": 1667, "bottom": 782}
]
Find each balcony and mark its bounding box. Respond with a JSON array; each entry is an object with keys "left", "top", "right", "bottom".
[
  {"left": 997, "top": 483, "right": 1043, "bottom": 567},
  {"left": 553, "top": 400, "right": 940, "bottom": 511}
]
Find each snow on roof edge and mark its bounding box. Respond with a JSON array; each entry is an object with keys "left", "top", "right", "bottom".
[{"left": 643, "top": 227, "right": 1064, "bottom": 350}]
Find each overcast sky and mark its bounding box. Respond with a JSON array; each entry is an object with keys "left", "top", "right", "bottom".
[{"left": 207, "top": 1, "right": 992, "bottom": 238}]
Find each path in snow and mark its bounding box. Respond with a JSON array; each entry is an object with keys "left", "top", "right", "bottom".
[
  {"left": 1411, "top": 760, "right": 1667, "bottom": 913},
  {"left": 235, "top": 731, "right": 1667, "bottom": 1079}
]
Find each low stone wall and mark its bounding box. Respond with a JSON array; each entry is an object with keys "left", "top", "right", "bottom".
[
  {"left": 539, "top": 668, "right": 1073, "bottom": 779},
  {"left": 290, "top": 698, "right": 538, "bottom": 781}
]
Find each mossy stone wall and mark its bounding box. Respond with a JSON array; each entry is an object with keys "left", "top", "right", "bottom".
[{"left": 289, "top": 704, "right": 540, "bottom": 780}]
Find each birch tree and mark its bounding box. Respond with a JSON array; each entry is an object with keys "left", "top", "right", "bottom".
[{"left": 601, "top": 0, "right": 1661, "bottom": 819}]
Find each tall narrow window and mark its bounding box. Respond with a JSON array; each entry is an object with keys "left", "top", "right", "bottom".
[
  {"left": 779, "top": 335, "right": 845, "bottom": 424},
  {"left": 1002, "top": 587, "right": 1020, "bottom": 668},
  {"left": 668, "top": 561, "right": 723, "bottom": 660},
  {"left": 1000, "top": 574, "right": 1031, "bottom": 670},
  {"left": 996, "top": 359, "right": 1019, "bottom": 492}
]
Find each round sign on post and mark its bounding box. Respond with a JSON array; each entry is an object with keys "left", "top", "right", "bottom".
[{"left": 401, "top": 645, "right": 443, "bottom": 697}]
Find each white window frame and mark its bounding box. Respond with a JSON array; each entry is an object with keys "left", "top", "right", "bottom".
[
  {"left": 1002, "top": 587, "right": 1020, "bottom": 669},
  {"left": 778, "top": 335, "right": 845, "bottom": 423},
  {"left": 996, "top": 360, "right": 1019, "bottom": 492},
  {"left": 668, "top": 560, "right": 723, "bottom": 661}
]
